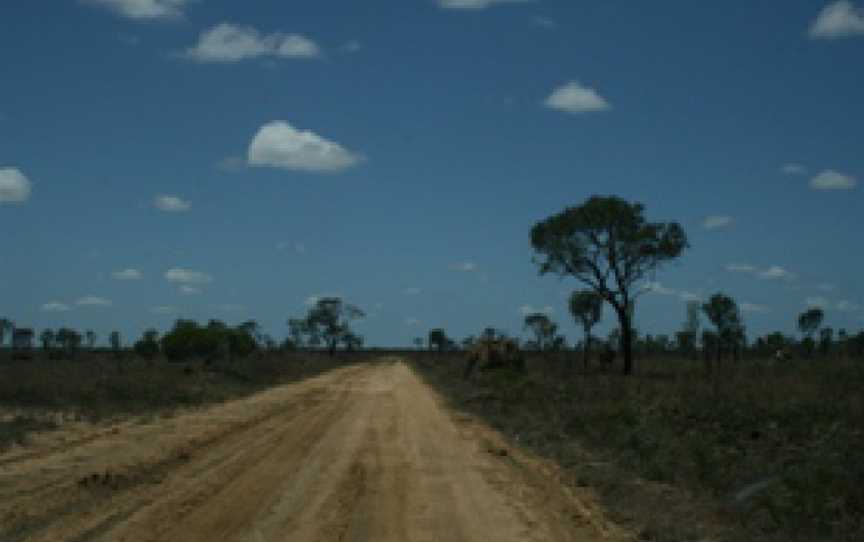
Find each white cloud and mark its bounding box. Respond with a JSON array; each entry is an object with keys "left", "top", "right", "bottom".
[
  {"left": 725, "top": 263, "right": 757, "bottom": 273},
  {"left": 532, "top": 16, "right": 556, "bottom": 28},
  {"left": 216, "top": 156, "right": 246, "bottom": 172},
  {"left": 154, "top": 195, "right": 191, "bottom": 212},
  {"left": 679, "top": 291, "right": 703, "bottom": 302},
  {"left": 112, "top": 268, "right": 143, "bottom": 280},
  {"left": 702, "top": 215, "right": 734, "bottom": 230},
  {"left": 405, "top": 318, "right": 422, "bottom": 326},
  {"left": 810, "top": 170, "right": 858, "bottom": 190},
  {"left": 151, "top": 305, "right": 178, "bottom": 315},
  {"left": 41, "top": 302, "right": 71, "bottom": 312},
  {"left": 340, "top": 40, "right": 362, "bottom": 53},
  {"left": 741, "top": 302, "right": 771, "bottom": 313},
  {"left": 805, "top": 296, "right": 829, "bottom": 309},
  {"left": 0, "top": 168, "right": 32, "bottom": 203},
  {"left": 449, "top": 262, "right": 477, "bottom": 272},
  {"left": 217, "top": 304, "right": 245, "bottom": 312},
  {"left": 179, "top": 285, "right": 201, "bottom": 295},
  {"left": 809, "top": 1, "right": 864, "bottom": 38},
  {"left": 544, "top": 81, "right": 611, "bottom": 114},
  {"left": 247, "top": 121, "right": 362, "bottom": 173},
  {"left": 76, "top": 296, "right": 112, "bottom": 307},
  {"left": 759, "top": 266, "right": 797, "bottom": 281},
  {"left": 781, "top": 163, "right": 807, "bottom": 175},
  {"left": 817, "top": 283, "right": 836, "bottom": 292},
  {"left": 82, "top": 0, "right": 195, "bottom": 20},
  {"left": 836, "top": 300, "right": 861, "bottom": 312},
  {"left": 519, "top": 305, "right": 555, "bottom": 316},
  {"left": 276, "top": 241, "right": 306, "bottom": 254},
  {"left": 402, "top": 287, "right": 422, "bottom": 295},
  {"left": 183, "top": 23, "right": 321, "bottom": 63},
  {"left": 438, "top": 0, "right": 532, "bottom": 9},
  {"left": 642, "top": 281, "right": 676, "bottom": 295},
  {"left": 165, "top": 268, "right": 213, "bottom": 284}
]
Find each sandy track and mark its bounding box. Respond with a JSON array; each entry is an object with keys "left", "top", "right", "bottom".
[{"left": 0, "top": 360, "right": 628, "bottom": 542}]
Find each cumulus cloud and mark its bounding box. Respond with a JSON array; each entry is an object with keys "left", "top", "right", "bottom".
[
  {"left": 340, "top": 40, "right": 362, "bottom": 53},
  {"left": 810, "top": 170, "right": 858, "bottom": 190},
  {"left": 679, "top": 291, "right": 703, "bottom": 302},
  {"left": 183, "top": 23, "right": 321, "bottom": 63},
  {"left": 217, "top": 304, "right": 245, "bottom": 312},
  {"left": 805, "top": 296, "right": 830, "bottom": 309},
  {"left": 449, "top": 262, "right": 477, "bottom": 272},
  {"left": 247, "top": 121, "right": 362, "bottom": 173},
  {"left": 725, "top": 263, "right": 757, "bottom": 273},
  {"left": 759, "top": 266, "right": 797, "bottom": 281},
  {"left": 154, "top": 195, "right": 191, "bottom": 212},
  {"left": 519, "top": 305, "right": 555, "bottom": 316},
  {"left": 0, "top": 168, "right": 32, "bottom": 203},
  {"left": 179, "top": 285, "right": 201, "bottom": 295},
  {"left": 741, "top": 302, "right": 771, "bottom": 313},
  {"left": 781, "top": 163, "right": 807, "bottom": 175},
  {"left": 836, "top": 300, "right": 861, "bottom": 312},
  {"left": 544, "top": 81, "right": 611, "bottom": 114},
  {"left": 276, "top": 241, "right": 307, "bottom": 254},
  {"left": 817, "top": 283, "right": 836, "bottom": 292},
  {"left": 151, "top": 305, "right": 178, "bottom": 314},
  {"left": 809, "top": 1, "right": 864, "bottom": 38},
  {"left": 41, "top": 302, "right": 71, "bottom": 312},
  {"left": 112, "top": 268, "right": 143, "bottom": 280},
  {"left": 165, "top": 268, "right": 213, "bottom": 284},
  {"left": 402, "top": 287, "right": 422, "bottom": 295},
  {"left": 77, "top": 296, "right": 112, "bottom": 307},
  {"left": 438, "top": 0, "right": 532, "bottom": 9},
  {"left": 642, "top": 281, "right": 676, "bottom": 295},
  {"left": 702, "top": 215, "right": 734, "bottom": 230},
  {"left": 532, "top": 16, "right": 556, "bottom": 28},
  {"left": 81, "top": 0, "right": 195, "bottom": 20},
  {"left": 405, "top": 318, "right": 422, "bottom": 326}
]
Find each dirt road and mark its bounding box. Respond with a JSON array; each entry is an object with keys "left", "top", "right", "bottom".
[{"left": 0, "top": 360, "right": 628, "bottom": 541}]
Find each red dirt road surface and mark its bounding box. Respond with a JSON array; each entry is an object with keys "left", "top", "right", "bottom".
[{"left": 0, "top": 359, "right": 630, "bottom": 541}]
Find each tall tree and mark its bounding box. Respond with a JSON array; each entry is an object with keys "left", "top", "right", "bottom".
[
  {"left": 569, "top": 290, "right": 603, "bottom": 369},
  {"left": 530, "top": 195, "right": 688, "bottom": 375},
  {"left": 39, "top": 329, "right": 55, "bottom": 353},
  {"left": 701, "top": 293, "right": 743, "bottom": 365},
  {"left": 428, "top": 328, "right": 448, "bottom": 352},
  {"left": 0, "top": 318, "right": 13, "bottom": 347},
  {"left": 109, "top": 331, "right": 122, "bottom": 356},
  {"left": 798, "top": 307, "right": 824, "bottom": 359},
  {"left": 523, "top": 313, "right": 558, "bottom": 351},
  {"left": 305, "top": 297, "right": 364, "bottom": 357}
]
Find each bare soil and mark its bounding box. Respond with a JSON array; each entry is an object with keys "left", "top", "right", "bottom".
[{"left": 0, "top": 359, "right": 629, "bottom": 541}]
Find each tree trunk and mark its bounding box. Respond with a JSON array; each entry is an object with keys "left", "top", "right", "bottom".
[
  {"left": 583, "top": 329, "right": 590, "bottom": 371},
  {"left": 618, "top": 308, "right": 634, "bottom": 376}
]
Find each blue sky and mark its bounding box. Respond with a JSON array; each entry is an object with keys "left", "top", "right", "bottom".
[{"left": 2, "top": 0, "right": 863, "bottom": 347}]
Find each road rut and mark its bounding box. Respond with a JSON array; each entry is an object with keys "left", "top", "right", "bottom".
[{"left": 0, "top": 360, "right": 627, "bottom": 541}]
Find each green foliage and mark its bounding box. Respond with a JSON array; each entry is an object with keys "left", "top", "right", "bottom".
[
  {"left": 300, "top": 297, "right": 365, "bottom": 356},
  {"left": 522, "top": 313, "right": 559, "bottom": 351},
  {"left": 530, "top": 195, "right": 688, "bottom": 374},
  {"left": 797, "top": 307, "right": 824, "bottom": 338},
  {"left": 701, "top": 292, "right": 745, "bottom": 362},
  {"left": 109, "top": 331, "right": 121, "bottom": 353},
  {"left": 157, "top": 320, "right": 257, "bottom": 362},
  {"left": 428, "top": 328, "right": 449, "bottom": 352},
  {"left": 134, "top": 329, "right": 160, "bottom": 359}
]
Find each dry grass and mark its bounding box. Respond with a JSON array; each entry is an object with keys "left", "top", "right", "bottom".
[
  {"left": 0, "top": 350, "right": 364, "bottom": 449},
  {"left": 412, "top": 352, "right": 864, "bottom": 542}
]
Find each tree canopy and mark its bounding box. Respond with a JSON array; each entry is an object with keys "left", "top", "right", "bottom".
[{"left": 531, "top": 195, "right": 688, "bottom": 374}]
